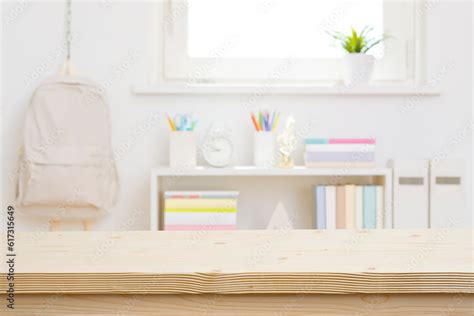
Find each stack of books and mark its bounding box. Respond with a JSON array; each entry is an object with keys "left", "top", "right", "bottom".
[
  {"left": 313, "top": 185, "right": 384, "bottom": 229},
  {"left": 305, "top": 138, "right": 376, "bottom": 167},
  {"left": 164, "top": 191, "right": 238, "bottom": 231}
]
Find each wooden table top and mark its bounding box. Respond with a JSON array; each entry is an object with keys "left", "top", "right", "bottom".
[{"left": 1, "top": 229, "right": 472, "bottom": 294}]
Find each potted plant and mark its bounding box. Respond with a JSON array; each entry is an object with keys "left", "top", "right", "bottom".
[{"left": 328, "top": 26, "right": 386, "bottom": 87}]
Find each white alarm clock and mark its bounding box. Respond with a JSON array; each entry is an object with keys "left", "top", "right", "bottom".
[{"left": 202, "top": 129, "right": 233, "bottom": 167}]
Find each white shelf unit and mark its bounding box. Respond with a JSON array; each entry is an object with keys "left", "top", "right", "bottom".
[{"left": 150, "top": 166, "right": 393, "bottom": 231}]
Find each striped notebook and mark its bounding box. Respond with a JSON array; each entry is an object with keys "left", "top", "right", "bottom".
[
  {"left": 305, "top": 138, "right": 376, "bottom": 167},
  {"left": 164, "top": 191, "right": 239, "bottom": 231}
]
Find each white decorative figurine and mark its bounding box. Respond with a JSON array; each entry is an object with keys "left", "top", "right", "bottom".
[{"left": 277, "top": 116, "right": 298, "bottom": 168}]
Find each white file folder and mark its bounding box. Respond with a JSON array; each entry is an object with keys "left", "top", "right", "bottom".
[
  {"left": 389, "top": 160, "right": 429, "bottom": 228},
  {"left": 430, "top": 159, "right": 467, "bottom": 228}
]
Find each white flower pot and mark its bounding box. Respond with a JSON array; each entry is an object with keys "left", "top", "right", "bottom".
[{"left": 341, "top": 53, "right": 375, "bottom": 87}]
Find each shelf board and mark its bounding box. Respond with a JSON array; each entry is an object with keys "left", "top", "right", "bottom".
[
  {"left": 133, "top": 84, "right": 440, "bottom": 96},
  {"left": 151, "top": 166, "right": 391, "bottom": 177}
]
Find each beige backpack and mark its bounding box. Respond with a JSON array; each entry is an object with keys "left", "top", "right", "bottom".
[{"left": 16, "top": 75, "right": 118, "bottom": 219}]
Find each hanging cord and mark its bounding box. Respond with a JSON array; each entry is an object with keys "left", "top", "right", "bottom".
[{"left": 65, "top": 0, "right": 72, "bottom": 60}]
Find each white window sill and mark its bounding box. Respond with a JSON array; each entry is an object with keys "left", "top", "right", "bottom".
[{"left": 132, "top": 83, "right": 440, "bottom": 96}]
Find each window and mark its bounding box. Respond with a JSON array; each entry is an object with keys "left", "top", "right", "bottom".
[{"left": 163, "top": 0, "right": 419, "bottom": 84}]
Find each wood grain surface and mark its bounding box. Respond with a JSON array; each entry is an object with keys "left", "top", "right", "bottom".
[
  {"left": 2, "top": 293, "right": 473, "bottom": 315},
  {"left": 0, "top": 230, "right": 472, "bottom": 295}
]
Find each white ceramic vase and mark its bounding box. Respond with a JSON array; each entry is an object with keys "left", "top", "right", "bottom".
[{"left": 341, "top": 53, "right": 375, "bottom": 87}]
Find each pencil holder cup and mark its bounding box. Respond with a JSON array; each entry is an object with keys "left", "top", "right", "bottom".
[
  {"left": 254, "top": 131, "right": 275, "bottom": 167},
  {"left": 169, "top": 131, "right": 196, "bottom": 168}
]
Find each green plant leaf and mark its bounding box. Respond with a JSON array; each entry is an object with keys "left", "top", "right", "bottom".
[
  {"left": 351, "top": 27, "right": 357, "bottom": 39},
  {"left": 326, "top": 31, "right": 348, "bottom": 42},
  {"left": 360, "top": 25, "right": 374, "bottom": 38},
  {"left": 362, "top": 37, "right": 385, "bottom": 53},
  {"left": 327, "top": 25, "right": 387, "bottom": 54}
]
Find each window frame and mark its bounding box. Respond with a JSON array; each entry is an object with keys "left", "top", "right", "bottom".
[{"left": 161, "top": 0, "right": 422, "bottom": 85}]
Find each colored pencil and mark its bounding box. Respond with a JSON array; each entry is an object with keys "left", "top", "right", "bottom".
[
  {"left": 272, "top": 113, "right": 280, "bottom": 131},
  {"left": 167, "top": 114, "right": 177, "bottom": 131},
  {"left": 270, "top": 111, "right": 276, "bottom": 130},
  {"left": 251, "top": 113, "right": 260, "bottom": 131},
  {"left": 251, "top": 111, "right": 281, "bottom": 132}
]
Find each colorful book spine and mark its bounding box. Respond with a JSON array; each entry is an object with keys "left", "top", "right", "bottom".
[
  {"left": 164, "top": 208, "right": 236, "bottom": 213},
  {"left": 355, "top": 186, "right": 364, "bottom": 229},
  {"left": 164, "top": 191, "right": 238, "bottom": 231},
  {"left": 345, "top": 185, "right": 356, "bottom": 229},
  {"left": 315, "top": 186, "right": 326, "bottom": 229},
  {"left": 376, "top": 186, "right": 384, "bottom": 229},
  {"left": 164, "top": 191, "right": 239, "bottom": 199},
  {"left": 165, "top": 225, "right": 235, "bottom": 231},
  {"left": 336, "top": 186, "right": 346, "bottom": 229},
  {"left": 313, "top": 184, "right": 384, "bottom": 230},
  {"left": 305, "top": 138, "right": 376, "bottom": 145},
  {"left": 304, "top": 138, "right": 376, "bottom": 167},
  {"left": 305, "top": 144, "right": 376, "bottom": 152},
  {"left": 363, "top": 186, "right": 377, "bottom": 229},
  {"left": 165, "top": 199, "right": 237, "bottom": 209},
  {"left": 325, "top": 186, "right": 336, "bottom": 229},
  {"left": 165, "top": 212, "right": 236, "bottom": 226},
  {"left": 305, "top": 151, "right": 375, "bottom": 162}
]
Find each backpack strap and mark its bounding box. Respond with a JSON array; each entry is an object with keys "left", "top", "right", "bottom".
[{"left": 58, "top": 58, "right": 75, "bottom": 76}]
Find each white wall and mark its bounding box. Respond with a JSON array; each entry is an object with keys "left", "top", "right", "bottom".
[{"left": 1, "top": 1, "right": 472, "bottom": 231}]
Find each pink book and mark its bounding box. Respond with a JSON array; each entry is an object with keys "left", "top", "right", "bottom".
[
  {"left": 165, "top": 224, "right": 236, "bottom": 231},
  {"left": 336, "top": 186, "right": 346, "bottom": 229},
  {"left": 165, "top": 195, "right": 200, "bottom": 199},
  {"left": 329, "top": 138, "right": 376, "bottom": 144}
]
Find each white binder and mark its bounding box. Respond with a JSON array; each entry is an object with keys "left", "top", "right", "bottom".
[
  {"left": 389, "top": 160, "right": 429, "bottom": 228},
  {"left": 430, "top": 159, "right": 467, "bottom": 228}
]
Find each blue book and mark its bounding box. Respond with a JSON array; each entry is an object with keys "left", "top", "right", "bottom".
[
  {"left": 315, "top": 186, "right": 326, "bottom": 229},
  {"left": 305, "top": 138, "right": 329, "bottom": 145},
  {"left": 363, "top": 186, "right": 376, "bottom": 228}
]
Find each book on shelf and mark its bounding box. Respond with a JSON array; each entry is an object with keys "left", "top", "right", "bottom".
[
  {"left": 314, "top": 186, "right": 326, "bottom": 229},
  {"left": 363, "top": 186, "right": 376, "bottom": 229},
  {"left": 336, "top": 186, "right": 346, "bottom": 229},
  {"left": 305, "top": 144, "right": 376, "bottom": 152},
  {"left": 325, "top": 186, "right": 337, "bottom": 229},
  {"left": 305, "top": 151, "right": 375, "bottom": 163},
  {"left": 376, "top": 186, "right": 384, "bottom": 229},
  {"left": 314, "top": 185, "right": 384, "bottom": 230},
  {"left": 164, "top": 191, "right": 239, "bottom": 231},
  {"left": 305, "top": 138, "right": 376, "bottom": 145},
  {"left": 345, "top": 185, "right": 356, "bottom": 229},
  {"left": 304, "top": 138, "right": 376, "bottom": 168},
  {"left": 164, "top": 191, "right": 239, "bottom": 199},
  {"left": 165, "top": 199, "right": 237, "bottom": 209},
  {"left": 165, "top": 212, "right": 236, "bottom": 226},
  {"left": 355, "top": 186, "right": 364, "bottom": 229}
]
